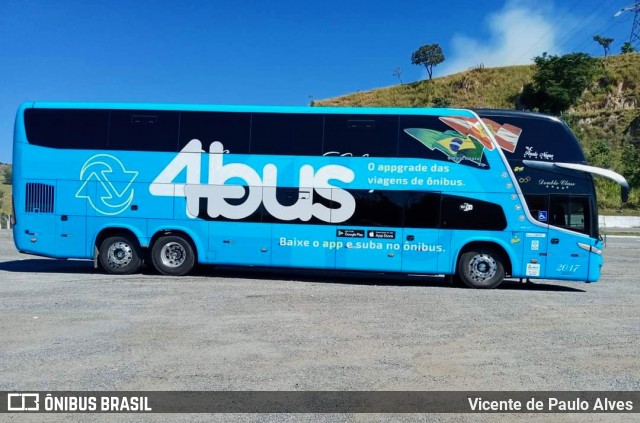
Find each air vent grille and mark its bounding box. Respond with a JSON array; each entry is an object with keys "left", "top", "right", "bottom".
[{"left": 25, "top": 182, "right": 55, "bottom": 213}]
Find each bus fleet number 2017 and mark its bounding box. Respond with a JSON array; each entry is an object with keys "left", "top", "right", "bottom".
[{"left": 556, "top": 264, "right": 581, "bottom": 273}]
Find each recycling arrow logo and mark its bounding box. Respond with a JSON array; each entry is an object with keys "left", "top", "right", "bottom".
[{"left": 75, "top": 154, "right": 139, "bottom": 215}]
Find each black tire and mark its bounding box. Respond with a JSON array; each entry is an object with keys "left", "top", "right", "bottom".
[
  {"left": 457, "top": 248, "right": 505, "bottom": 289},
  {"left": 444, "top": 273, "right": 465, "bottom": 287},
  {"left": 99, "top": 235, "right": 143, "bottom": 275},
  {"left": 151, "top": 235, "right": 195, "bottom": 276}
]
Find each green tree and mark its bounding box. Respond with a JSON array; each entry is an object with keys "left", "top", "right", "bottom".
[
  {"left": 621, "top": 42, "right": 635, "bottom": 54},
  {"left": 392, "top": 66, "right": 403, "bottom": 84},
  {"left": 622, "top": 142, "right": 640, "bottom": 188},
  {"left": 411, "top": 44, "right": 445, "bottom": 80},
  {"left": 593, "top": 35, "right": 614, "bottom": 57},
  {"left": 622, "top": 117, "right": 640, "bottom": 188},
  {"left": 2, "top": 166, "right": 11, "bottom": 185},
  {"left": 520, "top": 52, "right": 597, "bottom": 115},
  {"left": 586, "top": 138, "right": 613, "bottom": 168},
  {"left": 432, "top": 96, "right": 451, "bottom": 108}
]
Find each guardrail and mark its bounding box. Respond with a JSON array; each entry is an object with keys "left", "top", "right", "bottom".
[{"left": 599, "top": 215, "right": 640, "bottom": 229}]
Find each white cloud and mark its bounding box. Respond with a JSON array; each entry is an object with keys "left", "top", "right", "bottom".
[{"left": 438, "top": 0, "right": 563, "bottom": 77}]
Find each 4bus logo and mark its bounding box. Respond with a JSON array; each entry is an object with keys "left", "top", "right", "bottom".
[
  {"left": 149, "top": 140, "right": 356, "bottom": 222},
  {"left": 75, "top": 155, "right": 138, "bottom": 215}
]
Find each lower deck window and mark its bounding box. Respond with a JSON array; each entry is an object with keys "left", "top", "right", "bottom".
[{"left": 525, "top": 194, "right": 591, "bottom": 235}]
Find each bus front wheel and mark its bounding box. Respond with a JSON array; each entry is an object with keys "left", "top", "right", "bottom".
[
  {"left": 457, "top": 248, "right": 505, "bottom": 289},
  {"left": 151, "top": 235, "right": 195, "bottom": 276},
  {"left": 99, "top": 235, "right": 143, "bottom": 275}
]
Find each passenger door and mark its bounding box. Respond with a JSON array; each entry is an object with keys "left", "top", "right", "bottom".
[
  {"left": 522, "top": 194, "right": 549, "bottom": 278},
  {"left": 401, "top": 192, "right": 442, "bottom": 274},
  {"left": 545, "top": 195, "right": 591, "bottom": 281}
]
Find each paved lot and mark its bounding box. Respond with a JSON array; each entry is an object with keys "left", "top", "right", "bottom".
[{"left": 1, "top": 231, "right": 639, "bottom": 422}]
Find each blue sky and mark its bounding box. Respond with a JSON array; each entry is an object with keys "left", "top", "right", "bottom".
[{"left": 0, "top": 0, "right": 635, "bottom": 163}]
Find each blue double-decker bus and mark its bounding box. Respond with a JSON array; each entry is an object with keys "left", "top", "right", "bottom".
[{"left": 11, "top": 102, "right": 629, "bottom": 288}]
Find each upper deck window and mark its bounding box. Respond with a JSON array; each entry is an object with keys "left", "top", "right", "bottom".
[
  {"left": 323, "top": 115, "right": 399, "bottom": 157},
  {"left": 251, "top": 113, "right": 323, "bottom": 156},
  {"left": 180, "top": 111, "right": 251, "bottom": 154},
  {"left": 399, "top": 115, "right": 490, "bottom": 168},
  {"left": 25, "top": 109, "right": 109, "bottom": 150},
  {"left": 479, "top": 114, "right": 586, "bottom": 163},
  {"left": 108, "top": 110, "right": 179, "bottom": 152}
]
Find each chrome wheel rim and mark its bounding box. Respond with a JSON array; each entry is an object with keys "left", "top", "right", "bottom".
[
  {"left": 468, "top": 254, "right": 497, "bottom": 282},
  {"left": 160, "top": 242, "right": 187, "bottom": 268},
  {"left": 107, "top": 241, "right": 133, "bottom": 269}
]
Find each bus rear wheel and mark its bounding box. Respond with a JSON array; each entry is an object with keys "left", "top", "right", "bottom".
[
  {"left": 458, "top": 248, "right": 505, "bottom": 289},
  {"left": 151, "top": 235, "right": 195, "bottom": 276},
  {"left": 99, "top": 235, "right": 143, "bottom": 275}
]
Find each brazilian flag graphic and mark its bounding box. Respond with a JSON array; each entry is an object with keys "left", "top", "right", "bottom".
[{"left": 404, "top": 128, "right": 484, "bottom": 164}]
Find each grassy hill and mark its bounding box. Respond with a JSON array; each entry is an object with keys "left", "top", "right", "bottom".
[
  {"left": 317, "top": 63, "right": 535, "bottom": 109},
  {"left": 316, "top": 53, "right": 640, "bottom": 211},
  {"left": 0, "top": 164, "right": 12, "bottom": 224}
]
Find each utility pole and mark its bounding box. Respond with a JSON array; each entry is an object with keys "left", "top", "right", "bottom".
[{"left": 615, "top": 2, "right": 640, "bottom": 49}]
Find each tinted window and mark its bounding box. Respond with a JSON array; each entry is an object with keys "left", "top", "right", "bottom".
[
  {"left": 24, "top": 109, "right": 109, "bottom": 149},
  {"left": 180, "top": 111, "right": 250, "bottom": 153},
  {"left": 66, "top": 110, "right": 109, "bottom": 149},
  {"left": 218, "top": 186, "right": 337, "bottom": 224},
  {"left": 405, "top": 192, "right": 441, "bottom": 228},
  {"left": 513, "top": 166, "right": 592, "bottom": 196},
  {"left": 398, "top": 115, "right": 446, "bottom": 159},
  {"left": 323, "top": 115, "right": 398, "bottom": 157},
  {"left": 260, "top": 187, "right": 344, "bottom": 224},
  {"left": 399, "top": 115, "right": 489, "bottom": 168},
  {"left": 262, "top": 187, "right": 312, "bottom": 223},
  {"left": 25, "top": 109, "right": 64, "bottom": 147},
  {"left": 346, "top": 190, "right": 405, "bottom": 227},
  {"left": 109, "top": 110, "right": 179, "bottom": 151},
  {"left": 195, "top": 186, "right": 263, "bottom": 223},
  {"left": 549, "top": 195, "right": 590, "bottom": 234},
  {"left": 479, "top": 114, "right": 586, "bottom": 163},
  {"left": 524, "top": 194, "right": 549, "bottom": 223},
  {"left": 440, "top": 195, "right": 506, "bottom": 230},
  {"left": 251, "top": 113, "right": 323, "bottom": 155}
]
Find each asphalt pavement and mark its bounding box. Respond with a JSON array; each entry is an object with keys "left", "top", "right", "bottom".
[{"left": 1, "top": 231, "right": 639, "bottom": 422}]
